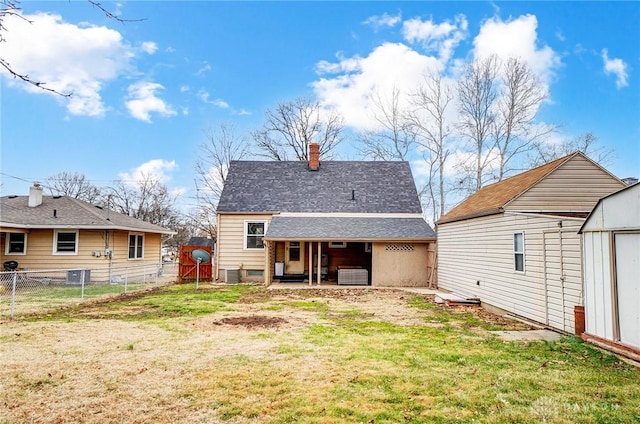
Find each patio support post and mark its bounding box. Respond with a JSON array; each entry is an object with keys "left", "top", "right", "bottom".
[
  {"left": 308, "top": 241, "right": 313, "bottom": 285},
  {"left": 317, "top": 242, "right": 322, "bottom": 286}
]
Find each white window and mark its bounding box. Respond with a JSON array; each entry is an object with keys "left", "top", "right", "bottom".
[
  {"left": 514, "top": 232, "right": 525, "bottom": 273},
  {"left": 5, "top": 233, "right": 27, "bottom": 255},
  {"left": 245, "top": 221, "right": 266, "bottom": 249},
  {"left": 129, "top": 233, "right": 144, "bottom": 259},
  {"left": 54, "top": 230, "right": 78, "bottom": 255}
]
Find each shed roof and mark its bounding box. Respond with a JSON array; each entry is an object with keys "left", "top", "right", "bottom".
[
  {"left": 217, "top": 161, "right": 423, "bottom": 214},
  {"left": 437, "top": 153, "right": 580, "bottom": 224},
  {"left": 0, "top": 195, "right": 175, "bottom": 234},
  {"left": 265, "top": 216, "right": 436, "bottom": 241},
  {"left": 579, "top": 182, "right": 640, "bottom": 233}
]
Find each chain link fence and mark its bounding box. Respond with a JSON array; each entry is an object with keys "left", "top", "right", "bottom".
[{"left": 0, "top": 262, "right": 178, "bottom": 319}]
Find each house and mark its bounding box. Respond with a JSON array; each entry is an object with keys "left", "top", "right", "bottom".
[
  {"left": 436, "top": 152, "right": 625, "bottom": 333},
  {"left": 579, "top": 182, "right": 640, "bottom": 358},
  {"left": 215, "top": 143, "right": 436, "bottom": 286},
  {"left": 0, "top": 184, "right": 175, "bottom": 281}
]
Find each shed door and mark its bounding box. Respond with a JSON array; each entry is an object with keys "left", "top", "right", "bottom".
[
  {"left": 544, "top": 230, "right": 582, "bottom": 333},
  {"left": 615, "top": 233, "right": 640, "bottom": 348}
]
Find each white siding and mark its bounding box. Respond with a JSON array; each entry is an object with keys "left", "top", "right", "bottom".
[
  {"left": 437, "top": 213, "right": 583, "bottom": 332},
  {"left": 582, "top": 231, "right": 615, "bottom": 340},
  {"left": 506, "top": 155, "right": 625, "bottom": 212},
  {"left": 217, "top": 214, "right": 272, "bottom": 280},
  {"left": 582, "top": 184, "right": 640, "bottom": 232}
]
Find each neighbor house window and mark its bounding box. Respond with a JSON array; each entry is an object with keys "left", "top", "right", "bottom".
[
  {"left": 514, "top": 232, "right": 525, "bottom": 272},
  {"left": 6, "top": 233, "right": 26, "bottom": 255},
  {"left": 54, "top": 230, "right": 78, "bottom": 254},
  {"left": 129, "top": 233, "right": 144, "bottom": 259},
  {"left": 245, "top": 221, "right": 265, "bottom": 249}
]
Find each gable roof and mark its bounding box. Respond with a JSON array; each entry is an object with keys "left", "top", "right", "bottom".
[
  {"left": 579, "top": 182, "right": 640, "bottom": 234},
  {"left": 217, "top": 161, "right": 423, "bottom": 214},
  {"left": 437, "top": 152, "right": 589, "bottom": 224},
  {"left": 0, "top": 195, "right": 175, "bottom": 234}
]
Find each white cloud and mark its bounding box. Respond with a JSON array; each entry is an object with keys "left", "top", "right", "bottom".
[
  {"left": 472, "top": 14, "right": 560, "bottom": 86},
  {"left": 118, "top": 159, "right": 178, "bottom": 185},
  {"left": 125, "top": 81, "right": 176, "bottom": 123},
  {"left": 141, "top": 41, "right": 158, "bottom": 55},
  {"left": 601, "top": 49, "right": 628, "bottom": 89},
  {"left": 403, "top": 14, "right": 468, "bottom": 63},
  {"left": 363, "top": 12, "right": 402, "bottom": 30},
  {"left": 313, "top": 42, "right": 441, "bottom": 130},
  {"left": 180, "top": 85, "right": 190, "bottom": 93},
  {"left": 237, "top": 109, "right": 251, "bottom": 116},
  {"left": 0, "top": 11, "right": 134, "bottom": 117},
  {"left": 196, "top": 63, "right": 212, "bottom": 76},
  {"left": 197, "top": 90, "right": 229, "bottom": 108}
]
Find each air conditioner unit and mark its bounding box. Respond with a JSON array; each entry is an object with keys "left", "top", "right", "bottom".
[
  {"left": 67, "top": 269, "right": 91, "bottom": 285},
  {"left": 225, "top": 268, "right": 240, "bottom": 284}
]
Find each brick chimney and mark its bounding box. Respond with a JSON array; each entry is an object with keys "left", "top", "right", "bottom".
[
  {"left": 308, "top": 143, "right": 320, "bottom": 171},
  {"left": 28, "top": 183, "right": 43, "bottom": 207}
]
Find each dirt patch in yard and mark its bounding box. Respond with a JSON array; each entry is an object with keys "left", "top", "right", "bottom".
[{"left": 214, "top": 315, "right": 288, "bottom": 329}]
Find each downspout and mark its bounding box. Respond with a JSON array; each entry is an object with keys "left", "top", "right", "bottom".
[{"left": 215, "top": 215, "right": 221, "bottom": 282}]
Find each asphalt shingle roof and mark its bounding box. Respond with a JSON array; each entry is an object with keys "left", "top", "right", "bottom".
[
  {"left": 265, "top": 217, "right": 436, "bottom": 241},
  {"left": 217, "top": 161, "right": 423, "bottom": 214},
  {"left": 437, "top": 153, "right": 577, "bottom": 224},
  {"left": 0, "top": 195, "right": 174, "bottom": 234}
]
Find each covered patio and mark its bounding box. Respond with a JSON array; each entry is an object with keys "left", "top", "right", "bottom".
[{"left": 263, "top": 216, "right": 436, "bottom": 287}]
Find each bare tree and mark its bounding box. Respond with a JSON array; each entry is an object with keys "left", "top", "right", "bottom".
[
  {"left": 45, "top": 171, "right": 102, "bottom": 203},
  {"left": 408, "top": 73, "right": 454, "bottom": 221},
  {"left": 358, "top": 87, "right": 416, "bottom": 161},
  {"left": 491, "top": 58, "right": 554, "bottom": 180},
  {"left": 530, "top": 132, "right": 614, "bottom": 167},
  {"left": 106, "top": 174, "right": 180, "bottom": 229},
  {"left": 457, "top": 55, "right": 500, "bottom": 193},
  {"left": 252, "top": 97, "right": 344, "bottom": 161},
  {"left": 194, "top": 122, "right": 250, "bottom": 239}
]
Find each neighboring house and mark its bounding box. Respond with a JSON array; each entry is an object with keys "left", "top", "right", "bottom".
[
  {"left": 0, "top": 184, "right": 175, "bottom": 281},
  {"left": 579, "top": 182, "right": 640, "bottom": 358},
  {"left": 436, "top": 152, "right": 625, "bottom": 333},
  {"left": 216, "top": 143, "right": 436, "bottom": 286}
]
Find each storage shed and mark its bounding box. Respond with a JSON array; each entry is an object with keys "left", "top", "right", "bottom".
[{"left": 579, "top": 183, "right": 640, "bottom": 358}]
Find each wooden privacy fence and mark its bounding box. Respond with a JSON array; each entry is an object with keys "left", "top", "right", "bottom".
[{"left": 178, "top": 245, "right": 213, "bottom": 281}]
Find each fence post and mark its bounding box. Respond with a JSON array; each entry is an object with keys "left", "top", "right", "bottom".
[
  {"left": 124, "top": 267, "right": 128, "bottom": 293},
  {"left": 80, "top": 269, "right": 86, "bottom": 301},
  {"left": 10, "top": 272, "right": 17, "bottom": 319},
  {"left": 155, "top": 263, "right": 159, "bottom": 286}
]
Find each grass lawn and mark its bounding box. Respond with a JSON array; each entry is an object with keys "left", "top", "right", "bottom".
[{"left": 1, "top": 283, "right": 638, "bottom": 424}]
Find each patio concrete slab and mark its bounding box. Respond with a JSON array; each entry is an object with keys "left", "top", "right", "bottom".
[{"left": 491, "top": 329, "right": 563, "bottom": 342}]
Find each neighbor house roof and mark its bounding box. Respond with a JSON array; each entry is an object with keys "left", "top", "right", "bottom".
[
  {"left": 0, "top": 195, "right": 175, "bottom": 234},
  {"left": 217, "top": 161, "right": 423, "bottom": 214},
  {"left": 437, "top": 153, "right": 579, "bottom": 224},
  {"left": 265, "top": 217, "right": 436, "bottom": 241}
]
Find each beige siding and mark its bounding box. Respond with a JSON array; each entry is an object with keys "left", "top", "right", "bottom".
[
  {"left": 437, "top": 213, "right": 584, "bottom": 332},
  {"left": 0, "top": 229, "right": 163, "bottom": 273},
  {"left": 217, "top": 214, "right": 272, "bottom": 281},
  {"left": 506, "top": 155, "right": 625, "bottom": 212},
  {"left": 371, "top": 242, "right": 429, "bottom": 287}
]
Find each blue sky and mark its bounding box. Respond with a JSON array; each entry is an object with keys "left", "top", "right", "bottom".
[{"left": 1, "top": 1, "right": 638, "bottom": 213}]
